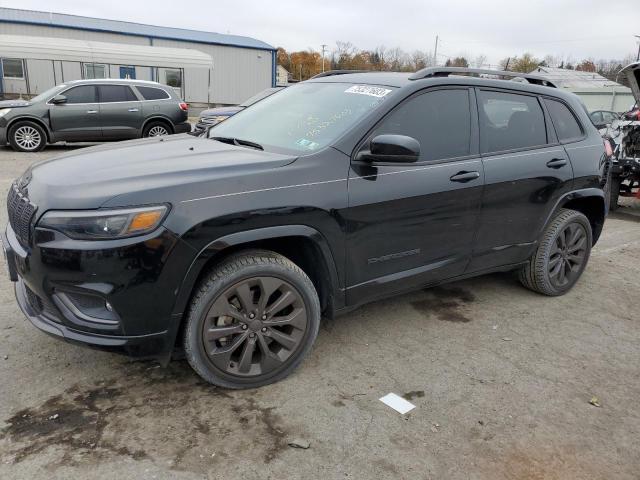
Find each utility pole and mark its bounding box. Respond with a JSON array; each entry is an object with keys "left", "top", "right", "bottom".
[
  {"left": 636, "top": 35, "right": 640, "bottom": 61},
  {"left": 321, "top": 44, "right": 328, "bottom": 72},
  {"left": 433, "top": 35, "right": 439, "bottom": 67}
]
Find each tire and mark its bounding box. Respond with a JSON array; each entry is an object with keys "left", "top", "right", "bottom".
[
  {"left": 183, "top": 250, "right": 321, "bottom": 389},
  {"left": 518, "top": 208, "right": 592, "bottom": 296},
  {"left": 8, "top": 121, "right": 47, "bottom": 152},
  {"left": 609, "top": 177, "right": 621, "bottom": 211},
  {"left": 142, "top": 120, "right": 172, "bottom": 138}
]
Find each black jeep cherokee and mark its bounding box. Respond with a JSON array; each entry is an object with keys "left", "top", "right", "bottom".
[{"left": 3, "top": 68, "right": 608, "bottom": 389}]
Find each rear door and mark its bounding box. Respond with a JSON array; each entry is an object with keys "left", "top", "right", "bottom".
[
  {"left": 468, "top": 88, "right": 574, "bottom": 272},
  {"left": 49, "top": 85, "right": 102, "bottom": 141},
  {"left": 345, "top": 87, "right": 484, "bottom": 305},
  {"left": 97, "top": 84, "right": 142, "bottom": 140}
]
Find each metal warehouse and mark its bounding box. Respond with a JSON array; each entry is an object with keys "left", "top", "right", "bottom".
[{"left": 0, "top": 7, "right": 277, "bottom": 107}]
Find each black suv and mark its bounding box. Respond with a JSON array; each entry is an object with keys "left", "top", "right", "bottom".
[
  {"left": 0, "top": 79, "right": 191, "bottom": 152},
  {"left": 3, "top": 68, "right": 608, "bottom": 389}
]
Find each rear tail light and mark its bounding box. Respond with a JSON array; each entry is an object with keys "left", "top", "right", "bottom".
[
  {"left": 604, "top": 139, "right": 613, "bottom": 157},
  {"left": 179, "top": 102, "right": 188, "bottom": 111}
]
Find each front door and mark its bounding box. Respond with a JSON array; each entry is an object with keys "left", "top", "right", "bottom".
[
  {"left": 97, "top": 84, "right": 142, "bottom": 140},
  {"left": 49, "top": 85, "right": 102, "bottom": 141},
  {"left": 345, "top": 87, "right": 484, "bottom": 305},
  {"left": 468, "top": 88, "right": 574, "bottom": 272}
]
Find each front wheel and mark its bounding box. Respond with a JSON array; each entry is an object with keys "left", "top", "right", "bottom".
[
  {"left": 519, "top": 209, "right": 592, "bottom": 296},
  {"left": 609, "top": 177, "right": 621, "bottom": 211},
  {"left": 183, "top": 250, "right": 321, "bottom": 389},
  {"left": 8, "top": 121, "right": 47, "bottom": 152}
]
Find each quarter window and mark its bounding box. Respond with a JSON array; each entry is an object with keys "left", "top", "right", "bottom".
[
  {"left": 84, "top": 63, "right": 107, "bottom": 79},
  {"left": 98, "top": 85, "right": 137, "bottom": 103},
  {"left": 545, "top": 99, "right": 583, "bottom": 142},
  {"left": 62, "top": 86, "right": 97, "bottom": 104},
  {"left": 136, "top": 86, "right": 170, "bottom": 100},
  {"left": 370, "top": 89, "right": 471, "bottom": 162},
  {"left": 2, "top": 58, "right": 24, "bottom": 79},
  {"left": 478, "top": 90, "right": 547, "bottom": 153}
]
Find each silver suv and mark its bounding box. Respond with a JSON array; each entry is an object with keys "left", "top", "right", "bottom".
[{"left": 0, "top": 79, "right": 191, "bottom": 152}]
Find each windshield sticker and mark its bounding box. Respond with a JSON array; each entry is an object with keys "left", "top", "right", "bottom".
[
  {"left": 344, "top": 85, "right": 392, "bottom": 98},
  {"left": 295, "top": 138, "right": 320, "bottom": 150}
]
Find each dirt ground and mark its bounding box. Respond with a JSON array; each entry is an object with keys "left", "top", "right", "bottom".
[{"left": 0, "top": 145, "right": 639, "bottom": 480}]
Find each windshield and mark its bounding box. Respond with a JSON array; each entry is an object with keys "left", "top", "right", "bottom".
[
  {"left": 209, "top": 82, "right": 396, "bottom": 153},
  {"left": 239, "top": 87, "right": 284, "bottom": 107},
  {"left": 30, "top": 84, "right": 66, "bottom": 103}
]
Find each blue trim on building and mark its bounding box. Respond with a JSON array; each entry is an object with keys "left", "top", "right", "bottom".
[
  {"left": 0, "top": 8, "right": 276, "bottom": 52},
  {"left": 272, "top": 51, "right": 277, "bottom": 87}
]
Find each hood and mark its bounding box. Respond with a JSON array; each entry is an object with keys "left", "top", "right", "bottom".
[
  {"left": 0, "top": 99, "right": 31, "bottom": 109},
  {"left": 620, "top": 62, "right": 640, "bottom": 104},
  {"left": 24, "top": 134, "right": 296, "bottom": 211},
  {"left": 200, "top": 106, "right": 243, "bottom": 117}
]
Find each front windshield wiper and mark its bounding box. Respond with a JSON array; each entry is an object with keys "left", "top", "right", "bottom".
[{"left": 211, "top": 136, "right": 264, "bottom": 151}]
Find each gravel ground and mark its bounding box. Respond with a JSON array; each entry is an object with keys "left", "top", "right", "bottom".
[{"left": 0, "top": 145, "right": 639, "bottom": 480}]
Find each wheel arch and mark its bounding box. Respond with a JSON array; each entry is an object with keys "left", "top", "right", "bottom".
[
  {"left": 7, "top": 116, "right": 52, "bottom": 143},
  {"left": 172, "top": 225, "right": 344, "bottom": 323},
  {"left": 549, "top": 189, "right": 606, "bottom": 245}
]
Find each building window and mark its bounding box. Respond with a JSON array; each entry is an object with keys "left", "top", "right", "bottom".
[
  {"left": 119, "top": 66, "right": 136, "bottom": 80},
  {"left": 2, "top": 58, "right": 25, "bottom": 79},
  {"left": 84, "top": 63, "right": 107, "bottom": 79},
  {"left": 164, "top": 69, "right": 182, "bottom": 88}
]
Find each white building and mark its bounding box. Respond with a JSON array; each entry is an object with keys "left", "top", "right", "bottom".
[
  {"left": 276, "top": 65, "right": 290, "bottom": 86},
  {"left": 0, "top": 7, "right": 276, "bottom": 107},
  {"left": 530, "top": 66, "right": 635, "bottom": 112}
]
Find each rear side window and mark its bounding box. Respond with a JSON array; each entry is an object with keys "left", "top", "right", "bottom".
[
  {"left": 478, "top": 90, "right": 547, "bottom": 153},
  {"left": 98, "top": 85, "right": 138, "bottom": 103},
  {"left": 371, "top": 88, "right": 471, "bottom": 162},
  {"left": 545, "top": 98, "right": 583, "bottom": 142},
  {"left": 62, "top": 86, "right": 97, "bottom": 104},
  {"left": 136, "top": 86, "right": 170, "bottom": 100}
]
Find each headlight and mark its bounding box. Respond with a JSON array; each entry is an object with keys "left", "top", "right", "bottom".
[
  {"left": 202, "top": 115, "right": 229, "bottom": 125},
  {"left": 38, "top": 205, "right": 168, "bottom": 240},
  {"left": 0, "top": 108, "right": 11, "bottom": 118}
]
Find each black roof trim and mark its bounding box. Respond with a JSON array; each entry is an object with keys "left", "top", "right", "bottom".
[
  {"left": 409, "top": 67, "right": 557, "bottom": 88},
  {"left": 309, "top": 70, "right": 373, "bottom": 79}
]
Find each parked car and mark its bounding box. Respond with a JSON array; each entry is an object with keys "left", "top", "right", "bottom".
[
  {"left": 0, "top": 79, "right": 191, "bottom": 152},
  {"left": 589, "top": 110, "right": 620, "bottom": 130},
  {"left": 602, "top": 63, "right": 640, "bottom": 210},
  {"left": 3, "top": 68, "right": 608, "bottom": 389},
  {"left": 193, "top": 87, "right": 284, "bottom": 134}
]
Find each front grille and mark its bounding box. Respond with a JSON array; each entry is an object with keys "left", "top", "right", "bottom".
[{"left": 7, "top": 183, "right": 37, "bottom": 247}]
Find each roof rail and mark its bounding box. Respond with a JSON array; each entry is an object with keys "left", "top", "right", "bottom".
[
  {"left": 409, "top": 67, "right": 557, "bottom": 88},
  {"left": 310, "top": 69, "right": 372, "bottom": 79}
]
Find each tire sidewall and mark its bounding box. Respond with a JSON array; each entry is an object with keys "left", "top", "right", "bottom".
[
  {"left": 9, "top": 121, "right": 47, "bottom": 152},
  {"left": 184, "top": 259, "right": 320, "bottom": 388},
  {"left": 536, "top": 211, "right": 592, "bottom": 296}
]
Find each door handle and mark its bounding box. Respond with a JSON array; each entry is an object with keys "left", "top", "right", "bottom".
[
  {"left": 87, "top": 110, "right": 98, "bottom": 114},
  {"left": 450, "top": 171, "right": 480, "bottom": 183},
  {"left": 546, "top": 158, "right": 567, "bottom": 169},
  {"left": 128, "top": 108, "right": 139, "bottom": 112}
]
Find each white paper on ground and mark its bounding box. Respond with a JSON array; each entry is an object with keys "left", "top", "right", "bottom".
[{"left": 379, "top": 393, "right": 416, "bottom": 414}]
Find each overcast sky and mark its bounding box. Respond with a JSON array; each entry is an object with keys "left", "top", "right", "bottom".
[{"left": 2, "top": 0, "right": 639, "bottom": 66}]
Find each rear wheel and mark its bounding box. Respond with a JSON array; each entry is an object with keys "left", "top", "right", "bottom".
[
  {"left": 142, "top": 121, "right": 171, "bottom": 137},
  {"left": 519, "top": 209, "right": 592, "bottom": 296},
  {"left": 8, "top": 121, "right": 46, "bottom": 152},
  {"left": 183, "top": 250, "right": 321, "bottom": 389},
  {"left": 609, "top": 177, "right": 621, "bottom": 211}
]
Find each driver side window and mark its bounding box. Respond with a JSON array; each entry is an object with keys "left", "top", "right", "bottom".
[{"left": 369, "top": 89, "right": 472, "bottom": 162}]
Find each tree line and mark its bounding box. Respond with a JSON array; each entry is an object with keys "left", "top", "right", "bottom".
[{"left": 277, "top": 43, "right": 636, "bottom": 85}]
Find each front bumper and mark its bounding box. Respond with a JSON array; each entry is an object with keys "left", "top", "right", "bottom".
[
  {"left": 0, "top": 126, "right": 7, "bottom": 145},
  {"left": 2, "top": 221, "right": 194, "bottom": 361}
]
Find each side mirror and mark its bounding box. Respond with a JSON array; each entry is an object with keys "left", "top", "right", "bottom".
[
  {"left": 358, "top": 134, "right": 420, "bottom": 163},
  {"left": 51, "top": 95, "right": 67, "bottom": 105}
]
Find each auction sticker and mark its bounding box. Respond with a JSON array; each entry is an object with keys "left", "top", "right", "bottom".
[{"left": 344, "top": 85, "right": 392, "bottom": 98}]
